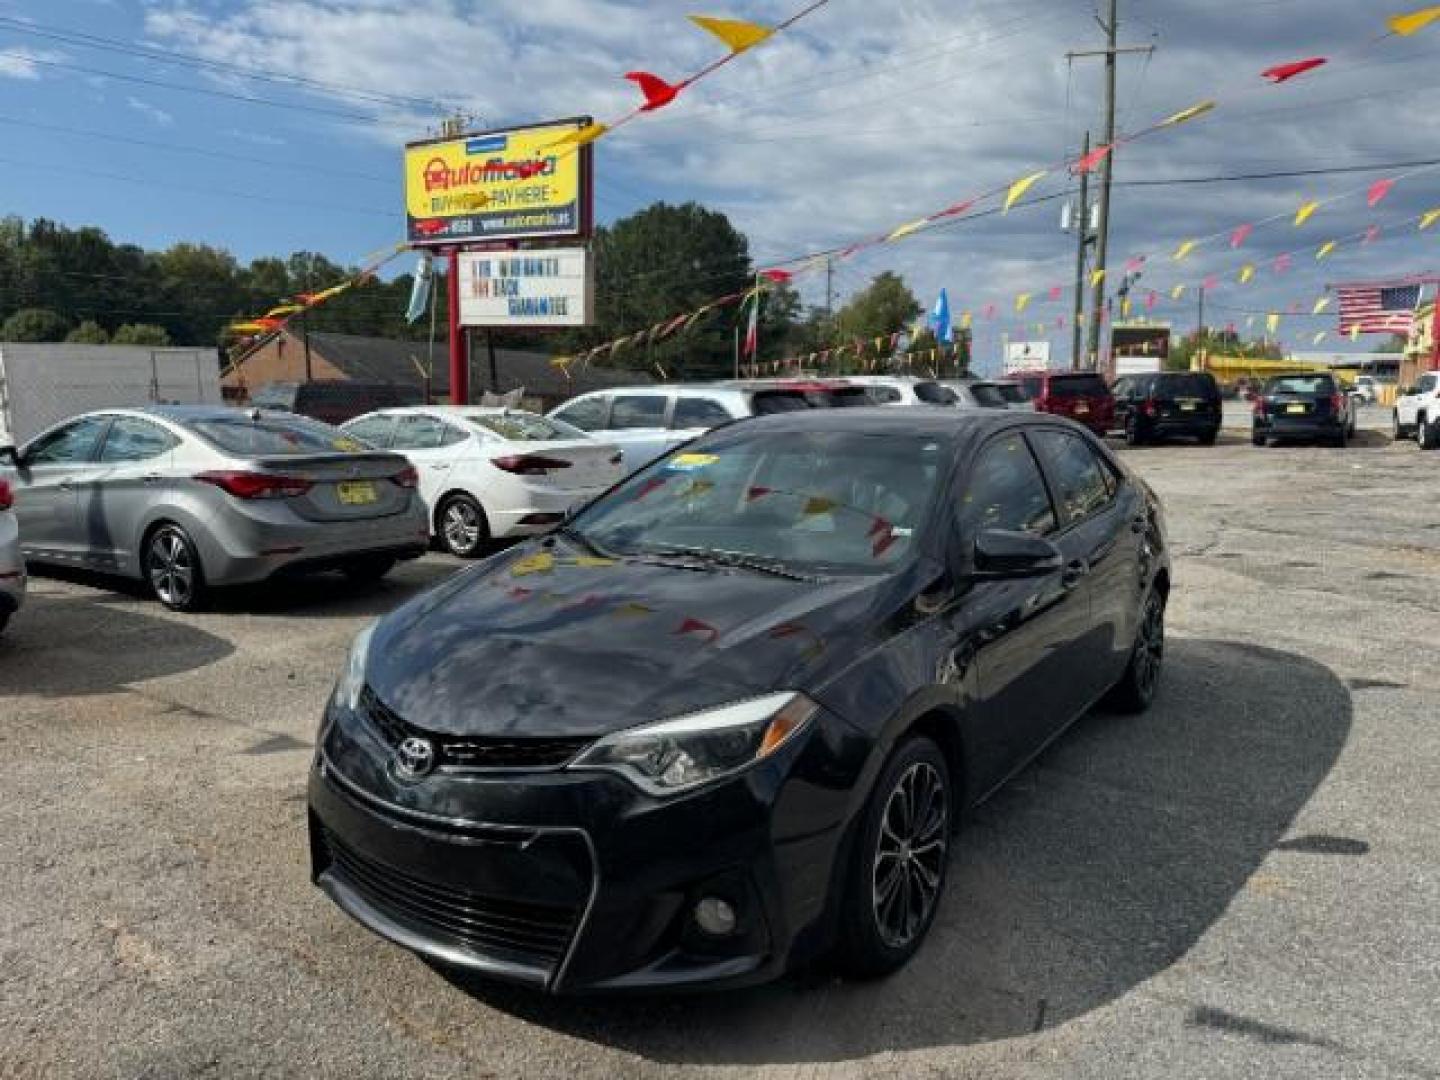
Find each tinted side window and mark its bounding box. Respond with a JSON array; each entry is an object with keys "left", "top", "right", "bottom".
[
  {"left": 1419, "top": 374, "right": 1438, "bottom": 394},
  {"left": 960, "top": 434, "right": 1056, "bottom": 537},
  {"left": 553, "top": 397, "right": 608, "bottom": 431},
  {"left": 392, "top": 414, "right": 449, "bottom": 450},
  {"left": 344, "top": 416, "right": 396, "bottom": 448},
  {"left": 99, "top": 417, "right": 178, "bottom": 463},
  {"left": 26, "top": 417, "right": 110, "bottom": 465},
  {"left": 672, "top": 397, "right": 734, "bottom": 429},
  {"left": 1032, "top": 430, "right": 1114, "bottom": 523},
  {"left": 610, "top": 395, "right": 667, "bottom": 429},
  {"left": 869, "top": 386, "right": 904, "bottom": 404}
]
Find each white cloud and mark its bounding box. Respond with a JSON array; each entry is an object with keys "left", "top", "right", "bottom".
[
  {"left": 0, "top": 47, "right": 65, "bottom": 80},
  {"left": 127, "top": 96, "right": 175, "bottom": 126}
]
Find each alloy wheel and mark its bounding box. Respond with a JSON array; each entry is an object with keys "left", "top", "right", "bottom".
[
  {"left": 149, "top": 528, "right": 195, "bottom": 608},
  {"left": 1133, "top": 594, "right": 1165, "bottom": 701},
  {"left": 872, "top": 761, "right": 948, "bottom": 949},
  {"left": 442, "top": 500, "right": 482, "bottom": 554}
]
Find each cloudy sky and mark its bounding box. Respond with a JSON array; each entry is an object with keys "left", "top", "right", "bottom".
[{"left": 2, "top": 0, "right": 1438, "bottom": 366}]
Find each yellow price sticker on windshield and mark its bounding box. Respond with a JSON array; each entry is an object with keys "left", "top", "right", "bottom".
[
  {"left": 668, "top": 453, "right": 719, "bottom": 471},
  {"left": 332, "top": 437, "right": 365, "bottom": 452}
]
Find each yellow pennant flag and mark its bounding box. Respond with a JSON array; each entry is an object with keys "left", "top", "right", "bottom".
[
  {"left": 1089, "top": 268, "right": 1106, "bottom": 288},
  {"left": 1171, "top": 284, "right": 1185, "bottom": 300},
  {"left": 229, "top": 321, "right": 269, "bottom": 334},
  {"left": 1316, "top": 240, "right": 1337, "bottom": 259},
  {"left": 886, "top": 219, "right": 926, "bottom": 242},
  {"left": 960, "top": 311, "right": 973, "bottom": 330},
  {"left": 1295, "top": 199, "right": 1321, "bottom": 226},
  {"left": 1239, "top": 264, "right": 1256, "bottom": 284},
  {"left": 264, "top": 304, "right": 304, "bottom": 318},
  {"left": 1121, "top": 297, "right": 1133, "bottom": 317},
  {"left": 1161, "top": 100, "right": 1216, "bottom": 127},
  {"left": 1173, "top": 239, "right": 1197, "bottom": 261},
  {"left": 1004, "top": 171, "right": 1047, "bottom": 213},
  {"left": 1350, "top": 324, "right": 1362, "bottom": 341},
  {"left": 550, "top": 121, "right": 609, "bottom": 148},
  {"left": 1313, "top": 332, "right": 1328, "bottom": 345},
  {"left": 1266, "top": 312, "right": 1281, "bottom": 334},
  {"left": 1313, "top": 296, "right": 1332, "bottom": 314},
  {"left": 1421, "top": 208, "right": 1440, "bottom": 230},
  {"left": 689, "top": 15, "right": 774, "bottom": 54},
  {"left": 549, "top": 355, "right": 572, "bottom": 369},
  {"left": 1390, "top": 5, "right": 1440, "bottom": 35},
  {"left": 1015, "top": 292, "right": 1033, "bottom": 313}
]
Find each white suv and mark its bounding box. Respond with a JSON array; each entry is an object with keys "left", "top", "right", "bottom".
[
  {"left": 1394, "top": 371, "right": 1440, "bottom": 447},
  {"left": 0, "top": 474, "right": 25, "bottom": 638}
]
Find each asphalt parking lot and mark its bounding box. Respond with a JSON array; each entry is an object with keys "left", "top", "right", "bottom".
[{"left": 3, "top": 407, "right": 1438, "bottom": 1079}]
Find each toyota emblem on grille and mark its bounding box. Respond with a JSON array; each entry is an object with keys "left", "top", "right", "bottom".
[{"left": 394, "top": 736, "right": 437, "bottom": 779}]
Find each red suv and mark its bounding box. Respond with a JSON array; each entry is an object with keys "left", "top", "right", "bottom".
[{"left": 1012, "top": 370, "right": 1115, "bottom": 436}]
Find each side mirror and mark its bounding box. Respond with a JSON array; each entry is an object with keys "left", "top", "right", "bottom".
[
  {"left": 971, "top": 528, "right": 1064, "bottom": 579},
  {"left": 0, "top": 445, "right": 18, "bottom": 467}
]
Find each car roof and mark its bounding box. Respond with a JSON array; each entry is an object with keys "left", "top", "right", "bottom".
[{"left": 711, "top": 405, "right": 1050, "bottom": 441}]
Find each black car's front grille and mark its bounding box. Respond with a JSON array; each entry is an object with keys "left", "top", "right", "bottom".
[
  {"left": 318, "top": 827, "right": 582, "bottom": 966},
  {"left": 358, "top": 685, "right": 592, "bottom": 771}
]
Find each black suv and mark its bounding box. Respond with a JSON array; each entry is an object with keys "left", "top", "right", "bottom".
[{"left": 1111, "top": 371, "right": 1222, "bottom": 446}]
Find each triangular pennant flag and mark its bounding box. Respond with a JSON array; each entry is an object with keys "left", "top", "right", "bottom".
[
  {"left": 1005, "top": 171, "right": 1047, "bottom": 213},
  {"left": 625, "top": 71, "right": 683, "bottom": 111},
  {"left": 264, "top": 304, "right": 304, "bottom": 318},
  {"left": 1313, "top": 332, "right": 1328, "bottom": 345},
  {"left": 1145, "top": 290, "right": 1158, "bottom": 310},
  {"left": 1124, "top": 256, "right": 1145, "bottom": 273},
  {"left": 932, "top": 198, "right": 976, "bottom": 220},
  {"left": 550, "top": 121, "right": 608, "bottom": 148},
  {"left": 1174, "top": 239, "right": 1197, "bottom": 260},
  {"left": 1121, "top": 298, "right": 1133, "bottom": 317},
  {"left": 1364, "top": 225, "right": 1381, "bottom": 244},
  {"left": 960, "top": 311, "right": 973, "bottom": 330},
  {"left": 1073, "top": 143, "right": 1114, "bottom": 175},
  {"left": 1171, "top": 284, "right": 1185, "bottom": 300},
  {"left": 887, "top": 219, "right": 926, "bottom": 242},
  {"left": 1262, "top": 57, "right": 1328, "bottom": 83},
  {"left": 689, "top": 15, "right": 774, "bottom": 53},
  {"left": 760, "top": 268, "right": 793, "bottom": 283},
  {"left": 1048, "top": 284, "right": 1063, "bottom": 301},
  {"left": 1421, "top": 208, "right": 1440, "bottom": 230},
  {"left": 1267, "top": 313, "right": 1281, "bottom": 334},
  {"left": 1389, "top": 6, "right": 1440, "bottom": 36},
  {"left": 1231, "top": 223, "right": 1254, "bottom": 248},
  {"left": 1089, "top": 268, "right": 1106, "bottom": 288},
  {"left": 1202, "top": 274, "right": 1218, "bottom": 291},
  {"left": 1295, "top": 199, "right": 1321, "bottom": 226},
  {"left": 1313, "top": 297, "right": 1332, "bottom": 314},
  {"left": 1368, "top": 178, "right": 1397, "bottom": 207},
  {"left": 1274, "top": 253, "right": 1293, "bottom": 273},
  {"left": 1161, "top": 100, "right": 1216, "bottom": 127},
  {"left": 1316, "top": 240, "right": 1337, "bottom": 259},
  {"left": 1015, "top": 292, "right": 1033, "bottom": 313},
  {"left": 1350, "top": 324, "right": 1362, "bottom": 341},
  {"left": 1239, "top": 264, "right": 1256, "bottom": 284}
]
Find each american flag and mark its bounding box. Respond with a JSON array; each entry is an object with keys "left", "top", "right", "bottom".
[{"left": 1336, "top": 281, "right": 1424, "bottom": 335}]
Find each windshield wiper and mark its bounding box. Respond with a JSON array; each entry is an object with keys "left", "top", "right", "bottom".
[
  {"left": 554, "top": 524, "right": 618, "bottom": 561},
  {"left": 641, "top": 545, "right": 822, "bottom": 583}
]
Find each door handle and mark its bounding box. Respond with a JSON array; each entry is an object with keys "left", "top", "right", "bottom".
[
  {"left": 57, "top": 479, "right": 75, "bottom": 491},
  {"left": 431, "top": 463, "right": 450, "bottom": 471},
  {"left": 142, "top": 473, "right": 162, "bottom": 484},
  {"left": 1061, "top": 559, "right": 1089, "bottom": 589}
]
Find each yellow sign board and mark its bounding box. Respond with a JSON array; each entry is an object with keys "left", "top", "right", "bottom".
[{"left": 404, "top": 119, "right": 591, "bottom": 245}]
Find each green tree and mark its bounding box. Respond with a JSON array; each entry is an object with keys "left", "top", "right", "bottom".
[
  {"left": 2, "top": 307, "right": 70, "bottom": 341},
  {"left": 836, "top": 272, "right": 922, "bottom": 343},
  {"left": 112, "top": 323, "right": 172, "bottom": 346},
  {"left": 65, "top": 320, "right": 110, "bottom": 344}
]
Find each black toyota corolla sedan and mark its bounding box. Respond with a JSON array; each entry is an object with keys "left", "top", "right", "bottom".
[{"left": 308, "top": 409, "right": 1170, "bottom": 994}]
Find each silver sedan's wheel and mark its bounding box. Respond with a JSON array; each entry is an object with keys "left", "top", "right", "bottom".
[
  {"left": 872, "top": 760, "right": 949, "bottom": 950},
  {"left": 438, "top": 495, "right": 488, "bottom": 558},
  {"left": 146, "top": 525, "right": 205, "bottom": 611}
]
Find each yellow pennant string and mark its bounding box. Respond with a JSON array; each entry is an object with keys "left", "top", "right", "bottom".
[
  {"left": 886, "top": 219, "right": 926, "bottom": 242},
  {"left": 688, "top": 15, "right": 775, "bottom": 53},
  {"left": 1173, "top": 239, "right": 1197, "bottom": 261},
  {"left": 1316, "top": 241, "right": 1337, "bottom": 260},
  {"left": 1162, "top": 100, "right": 1216, "bottom": 127},
  {"left": 1015, "top": 293, "right": 1033, "bottom": 313},
  {"left": 1295, "top": 199, "right": 1321, "bottom": 226},
  {"left": 1239, "top": 264, "right": 1256, "bottom": 284},
  {"left": 549, "top": 121, "right": 609, "bottom": 148},
  {"left": 1390, "top": 5, "right": 1440, "bottom": 36},
  {"left": 1171, "top": 284, "right": 1186, "bottom": 300},
  {"left": 1004, "top": 171, "right": 1047, "bottom": 213},
  {"left": 1121, "top": 298, "right": 1133, "bottom": 317},
  {"left": 1266, "top": 313, "right": 1281, "bottom": 334},
  {"left": 1312, "top": 297, "right": 1332, "bottom": 314},
  {"left": 1421, "top": 208, "right": 1440, "bottom": 230},
  {"left": 1350, "top": 324, "right": 1362, "bottom": 341},
  {"left": 1313, "top": 332, "right": 1328, "bottom": 345},
  {"left": 1089, "top": 268, "right": 1106, "bottom": 288},
  {"left": 960, "top": 311, "right": 973, "bottom": 330}
]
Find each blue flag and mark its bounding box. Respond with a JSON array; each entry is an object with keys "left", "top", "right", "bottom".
[
  {"left": 405, "top": 254, "right": 434, "bottom": 324},
  {"left": 929, "top": 288, "right": 953, "bottom": 344}
]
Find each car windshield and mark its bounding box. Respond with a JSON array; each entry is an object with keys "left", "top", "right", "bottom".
[
  {"left": 1155, "top": 373, "right": 1218, "bottom": 398},
  {"left": 994, "top": 383, "right": 1027, "bottom": 404},
  {"left": 1048, "top": 374, "right": 1109, "bottom": 397},
  {"left": 968, "top": 383, "right": 1009, "bottom": 408},
  {"left": 464, "top": 412, "right": 581, "bottom": 441},
  {"left": 1268, "top": 375, "right": 1335, "bottom": 395},
  {"left": 571, "top": 431, "right": 943, "bottom": 573},
  {"left": 187, "top": 413, "right": 365, "bottom": 456}
]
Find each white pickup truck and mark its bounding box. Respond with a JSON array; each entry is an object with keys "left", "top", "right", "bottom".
[{"left": 1394, "top": 370, "right": 1440, "bottom": 447}]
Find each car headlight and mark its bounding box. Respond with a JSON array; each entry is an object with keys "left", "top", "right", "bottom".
[
  {"left": 567, "top": 692, "right": 818, "bottom": 796},
  {"left": 332, "top": 621, "right": 378, "bottom": 712}
]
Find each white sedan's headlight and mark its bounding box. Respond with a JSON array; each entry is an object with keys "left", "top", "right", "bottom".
[
  {"left": 332, "top": 621, "right": 378, "bottom": 711},
  {"left": 568, "top": 692, "right": 818, "bottom": 796}
]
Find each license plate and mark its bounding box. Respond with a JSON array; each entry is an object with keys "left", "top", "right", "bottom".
[
  {"left": 1286, "top": 404, "right": 1307, "bottom": 415},
  {"left": 1180, "top": 402, "right": 1197, "bottom": 412},
  {"left": 1075, "top": 404, "right": 1090, "bottom": 414},
  {"left": 336, "top": 480, "right": 377, "bottom": 505}
]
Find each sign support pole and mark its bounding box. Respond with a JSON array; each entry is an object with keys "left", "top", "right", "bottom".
[{"left": 447, "top": 248, "right": 469, "bottom": 406}]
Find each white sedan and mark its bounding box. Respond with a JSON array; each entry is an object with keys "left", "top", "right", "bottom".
[{"left": 342, "top": 407, "right": 624, "bottom": 556}]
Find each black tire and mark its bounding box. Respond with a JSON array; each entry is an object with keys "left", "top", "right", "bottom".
[
  {"left": 1199, "top": 429, "right": 1218, "bottom": 446},
  {"left": 1105, "top": 587, "right": 1166, "bottom": 714},
  {"left": 1124, "top": 416, "right": 1145, "bottom": 447},
  {"left": 0, "top": 611, "right": 9, "bottom": 638},
  {"left": 1392, "top": 412, "right": 1403, "bottom": 442},
  {"left": 144, "top": 523, "right": 208, "bottom": 612},
  {"left": 342, "top": 555, "right": 397, "bottom": 583},
  {"left": 436, "top": 493, "right": 489, "bottom": 558},
  {"left": 836, "top": 735, "right": 952, "bottom": 979},
  {"left": 1333, "top": 424, "right": 1348, "bottom": 449},
  {"left": 1420, "top": 416, "right": 1438, "bottom": 450},
  {"left": 1251, "top": 429, "right": 1267, "bottom": 447}
]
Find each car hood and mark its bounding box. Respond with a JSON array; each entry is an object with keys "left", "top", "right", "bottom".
[{"left": 365, "top": 540, "right": 896, "bottom": 737}]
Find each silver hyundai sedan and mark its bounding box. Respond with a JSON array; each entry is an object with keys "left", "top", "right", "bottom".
[
  {"left": 0, "top": 407, "right": 430, "bottom": 611},
  {"left": 0, "top": 474, "right": 24, "bottom": 636}
]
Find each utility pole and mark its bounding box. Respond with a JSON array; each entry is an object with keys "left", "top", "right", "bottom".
[
  {"left": 1069, "top": 8, "right": 1154, "bottom": 371},
  {"left": 1070, "top": 131, "right": 1092, "bottom": 371},
  {"left": 1196, "top": 285, "right": 1206, "bottom": 371},
  {"left": 824, "top": 257, "right": 835, "bottom": 322}
]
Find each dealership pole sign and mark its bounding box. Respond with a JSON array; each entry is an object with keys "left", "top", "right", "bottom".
[
  {"left": 404, "top": 119, "right": 594, "bottom": 246},
  {"left": 457, "top": 249, "right": 594, "bottom": 328}
]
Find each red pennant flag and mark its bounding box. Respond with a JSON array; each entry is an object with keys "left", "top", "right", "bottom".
[
  {"left": 1225, "top": 322, "right": 1236, "bottom": 334},
  {"left": 932, "top": 198, "right": 976, "bottom": 220},
  {"left": 1145, "top": 291, "right": 1158, "bottom": 310},
  {"left": 745, "top": 486, "right": 773, "bottom": 502},
  {"left": 1261, "top": 57, "right": 1327, "bottom": 83},
  {"left": 1202, "top": 274, "right": 1218, "bottom": 291},
  {"left": 983, "top": 303, "right": 997, "bottom": 318},
  {"left": 1073, "top": 142, "right": 1115, "bottom": 175},
  {"left": 633, "top": 476, "right": 668, "bottom": 502},
  {"left": 625, "top": 71, "right": 683, "bottom": 111},
  {"left": 760, "top": 268, "right": 793, "bottom": 283},
  {"left": 1048, "top": 285, "right": 1062, "bottom": 301},
  {"left": 674, "top": 617, "right": 718, "bottom": 644},
  {"left": 1124, "top": 256, "right": 1145, "bottom": 272},
  {"left": 1231, "top": 223, "right": 1254, "bottom": 249},
  {"left": 1274, "top": 253, "right": 1292, "bottom": 273},
  {"left": 1368, "top": 178, "right": 1396, "bottom": 207},
  {"left": 1364, "top": 225, "right": 1381, "bottom": 244}
]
